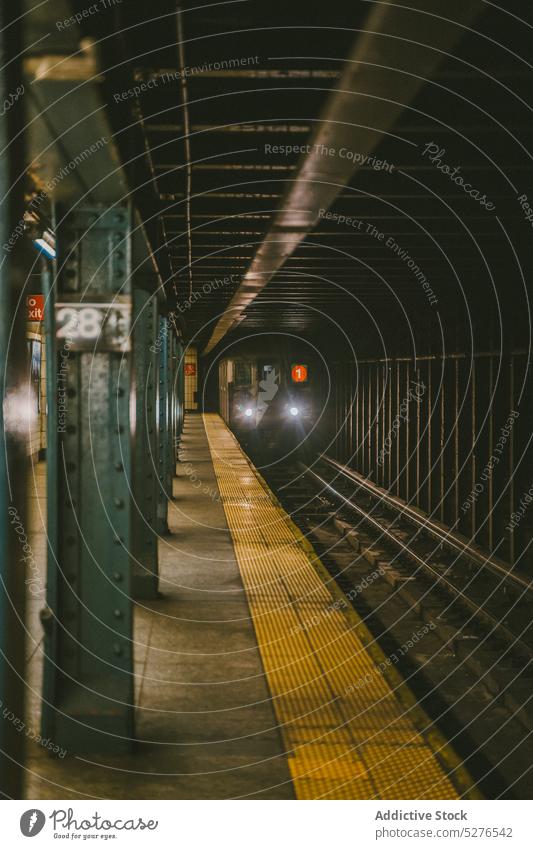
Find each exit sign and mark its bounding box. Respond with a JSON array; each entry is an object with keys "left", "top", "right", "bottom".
[{"left": 27, "top": 295, "right": 44, "bottom": 321}]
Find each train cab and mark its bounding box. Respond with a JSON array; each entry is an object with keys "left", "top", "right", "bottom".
[{"left": 218, "top": 350, "right": 323, "bottom": 462}]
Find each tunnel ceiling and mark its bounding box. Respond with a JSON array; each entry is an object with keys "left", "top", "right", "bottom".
[{"left": 71, "top": 0, "right": 532, "bottom": 356}]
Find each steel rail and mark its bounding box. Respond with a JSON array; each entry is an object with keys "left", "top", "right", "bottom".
[
  {"left": 322, "top": 455, "right": 532, "bottom": 596},
  {"left": 299, "top": 462, "right": 533, "bottom": 658}
]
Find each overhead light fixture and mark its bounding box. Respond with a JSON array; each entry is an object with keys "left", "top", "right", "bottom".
[{"left": 289, "top": 406, "right": 299, "bottom": 417}]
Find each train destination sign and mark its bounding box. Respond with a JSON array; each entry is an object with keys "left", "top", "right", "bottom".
[{"left": 291, "top": 363, "right": 308, "bottom": 383}]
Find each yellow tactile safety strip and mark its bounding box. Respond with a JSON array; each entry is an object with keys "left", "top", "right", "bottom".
[{"left": 204, "top": 414, "right": 481, "bottom": 800}]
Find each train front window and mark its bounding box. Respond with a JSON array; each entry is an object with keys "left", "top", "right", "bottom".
[{"left": 234, "top": 361, "right": 252, "bottom": 387}]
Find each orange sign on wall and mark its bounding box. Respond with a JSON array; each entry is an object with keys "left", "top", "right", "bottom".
[
  {"left": 27, "top": 295, "right": 44, "bottom": 321},
  {"left": 185, "top": 363, "right": 196, "bottom": 376},
  {"left": 291, "top": 364, "right": 308, "bottom": 383}
]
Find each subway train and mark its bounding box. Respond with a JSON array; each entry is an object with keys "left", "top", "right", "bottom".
[{"left": 218, "top": 349, "right": 325, "bottom": 462}]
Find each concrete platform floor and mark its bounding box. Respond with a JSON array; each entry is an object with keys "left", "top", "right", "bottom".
[{"left": 24, "top": 414, "right": 294, "bottom": 799}]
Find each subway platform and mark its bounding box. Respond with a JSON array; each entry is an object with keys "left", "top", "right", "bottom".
[{"left": 23, "top": 414, "right": 479, "bottom": 800}]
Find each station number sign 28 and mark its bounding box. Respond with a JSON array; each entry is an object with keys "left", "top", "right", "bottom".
[{"left": 55, "top": 301, "right": 131, "bottom": 352}]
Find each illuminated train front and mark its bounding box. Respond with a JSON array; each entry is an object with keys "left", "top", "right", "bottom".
[{"left": 218, "top": 350, "right": 323, "bottom": 461}]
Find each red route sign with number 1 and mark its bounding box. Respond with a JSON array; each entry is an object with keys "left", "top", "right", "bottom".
[{"left": 291, "top": 363, "right": 308, "bottom": 383}]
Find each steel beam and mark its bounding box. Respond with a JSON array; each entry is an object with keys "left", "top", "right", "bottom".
[{"left": 41, "top": 206, "right": 134, "bottom": 754}]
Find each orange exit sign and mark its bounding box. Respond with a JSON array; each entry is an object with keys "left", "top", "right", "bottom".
[{"left": 27, "top": 295, "right": 44, "bottom": 321}]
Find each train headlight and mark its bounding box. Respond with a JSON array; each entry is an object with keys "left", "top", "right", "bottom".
[
  {"left": 289, "top": 406, "right": 299, "bottom": 417},
  {"left": 244, "top": 408, "right": 254, "bottom": 418}
]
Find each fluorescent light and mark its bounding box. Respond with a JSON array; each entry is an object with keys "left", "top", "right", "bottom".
[
  {"left": 289, "top": 406, "right": 299, "bottom": 417},
  {"left": 244, "top": 408, "right": 253, "bottom": 417}
]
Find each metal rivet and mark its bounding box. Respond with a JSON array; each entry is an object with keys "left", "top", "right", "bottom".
[
  {"left": 115, "top": 462, "right": 123, "bottom": 471},
  {"left": 114, "top": 498, "right": 124, "bottom": 508},
  {"left": 113, "top": 572, "right": 123, "bottom": 581},
  {"left": 113, "top": 643, "right": 123, "bottom": 656},
  {"left": 113, "top": 609, "right": 123, "bottom": 619}
]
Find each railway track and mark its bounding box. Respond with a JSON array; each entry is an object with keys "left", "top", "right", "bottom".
[
  {"left": 254, "top": 451, "right": 533, "bottom": 799},
  {"left": 303, "top": 457, "right": 532, "bottom": 659}
]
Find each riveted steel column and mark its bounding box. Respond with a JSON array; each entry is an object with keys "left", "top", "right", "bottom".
[
  {"left": 175, "top": 337, "right": 185, "bottom": 450},
  {"left": 131, "top": 285, "right": 159, "bottom": 599},
  {"left": 168, "top": 332, "right": 178, "bottom": 475},
  {"left": 169, "top": 332, "right": 177, "bottom": 476},
  {"left": 41, "top": 260, "right": 58, "bottom": 728},
  {"left": 42, "top": 206, "right": 134, "bottom": 754},
  {"left": 157, "top": 317, "right": 172, "bottom": 535},
  {"left": 0, "top": 0, "right": 26, "bottom": 797}
]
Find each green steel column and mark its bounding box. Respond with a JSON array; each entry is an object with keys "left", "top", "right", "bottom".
[
  {"left": 168, "top": 332, "right": 178, "bottom": 476},
  {"left": 0, "top": 0, "right": 27, "bottom": 797},
  {"left": 41, "top": 206, "right": 134, "bottom": 754},
  {"left": 172, "top": 337, "right": 184, "bottom": 458},
  {"left": 156, "top": 318, "right": 173, "bottom": 534},
  {"left": 41, "top": 261, "right": 57, "bottom": 714},
  {"left": 176, "top": 338, "right": 185, "bottom": 447},
  {"left": 169, "top": 333, "right": 177, "bottom": 464},
  {"left": 131, "top": 285, "right": 159, "bottom": 599}
]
